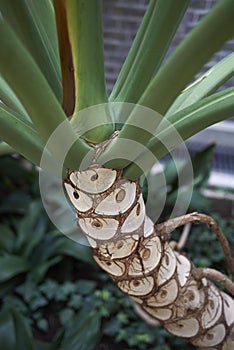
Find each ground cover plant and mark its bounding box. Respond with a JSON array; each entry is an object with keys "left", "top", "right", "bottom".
[{"left": 0, "top": 154, "right": 233, "bottom": 349}]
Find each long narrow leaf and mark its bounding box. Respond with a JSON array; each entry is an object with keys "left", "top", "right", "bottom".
[
  {"left": 11, "top": 308, "right": 35, "bottom": 350},
  {"left": 124, "top": 88, "right": 234, "bottom": 179},
  {"left": 0, "top": 77, "right": 30, "bottom": 118},
  {"left": 65, "top": 0, "right": 108, "bottom": 111},
  {"left": 110, "top": 0, "right": 190, "bottom": 104},
  {"left": 138, "top": 0, "right": 234, "bottom": 114},
  {"left": 102, "top": 0, "right": 234, "bottom": 169},
  {"left": 0, "top": 0, "right": 62, "bottom": 101},
  {"left": 64, "top": 0, "right": 114, "bottom": 143},
  {"left": 0, "top": 255, "right": 30, "bottom": 282},
  {"left": 0, "top": 105, "right": 45, "bottom": 166},
  {"left": 0, "top": 308, "right": 15, "bottom": 350},
  {"left": 0, "top": 142, "right": 14, "bottom": 156},
  {"left": 0, "top": 18, "right": 93, "bottom": 169},
  {"left": 165, "top": 53, "right": 234, "bottom": 116}
]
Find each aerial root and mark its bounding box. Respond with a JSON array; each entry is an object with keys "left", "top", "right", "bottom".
[
  {"left": 156, "top": 212, "right": 234, "bottom": 280},
  {"left": 193, "top": 267, "right": 234, "bottom": 297}
]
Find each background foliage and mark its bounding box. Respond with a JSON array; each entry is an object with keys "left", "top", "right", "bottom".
[{"left": 0, "top": 149, "right": 233, "bottom": 350}]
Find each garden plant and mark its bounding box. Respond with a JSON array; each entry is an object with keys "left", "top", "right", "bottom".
[{"left": 0, "top": 0, "right": 234, "bottom": 349}]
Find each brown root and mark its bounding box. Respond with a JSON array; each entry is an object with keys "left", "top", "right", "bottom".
[{"left": 157, "top": 212, "right": 234, "bottom": 279}]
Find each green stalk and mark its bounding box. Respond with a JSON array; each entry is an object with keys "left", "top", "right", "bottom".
[
  {"left": 0, "top": 18, "right": 92, "bottom": 168},
  {"left": 0, "top": 0, "right": 62, "bottom": 101},
  {"left": 138, "top": 0, "right": 234, "bottom": 114},
  {"left": 124, "top": 88, "right": 234, "bottom": 179},
  {"left": 110, "top": 0, "right": 190, "bottom": 104},
  {"left": 65, "top": 0, "right": 114, "bottom": 143}
]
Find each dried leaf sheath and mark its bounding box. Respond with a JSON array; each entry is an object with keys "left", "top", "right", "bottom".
[{"left": 64, "top": 165, "right": 234, "bottom": 349}]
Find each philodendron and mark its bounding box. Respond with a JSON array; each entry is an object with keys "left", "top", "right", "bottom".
[{"left": 0, "top": 0, "right": 234, "bottom": 349}]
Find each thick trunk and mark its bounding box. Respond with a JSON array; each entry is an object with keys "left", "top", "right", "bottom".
[{"left": 64, "top": 165, "right": 234, "bottom": 350}]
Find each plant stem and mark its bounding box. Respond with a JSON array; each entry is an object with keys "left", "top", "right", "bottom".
[{"left": 65, "top": 0, "right": 114, "bottom": 143}]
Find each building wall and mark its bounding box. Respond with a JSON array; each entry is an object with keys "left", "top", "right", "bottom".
[
  {"left": 102, "top": 0, "right": 234, "bottom": 179},
  {"left": 103, "top": 0, "right": 233, "bottom": 93}
]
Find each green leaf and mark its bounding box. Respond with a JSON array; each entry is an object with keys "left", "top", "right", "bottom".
[
  {"left": 29, "top": 296, "right": 48, "bottom": 312},
  {"left": 188, "top": 144, "right": 216, "bottom": 188},
  {"left": 39, "top": 279, "right": 59, "bottom": 300},
  {"left": 166, "top": 53, "right": 234, "bottom": 116},
  {"left": 15, "top": 201, "right": 47, "bottom": 257},
  {"left": 52, "top": 237, "right": 95, "bottom": 265},
  {"left": 138, "top": 0, "right": 234, "bottom": 114},
  {"left": 11, "top": 307, "right": 35, "bottom": 350},
  {"left": 66, "top": 0, "right": 108, "bottom": 110},
  {"left": 35, "top": 330, "right": 66, "bottom": 350},
  {"left": 30, "top": 235, "right": 59, "bottom": 265},
  {"left": 65, "top": 0, "right": 114, "bottom": 143},
  {"left": 0, "top": 192, "right": 31, "bottom": 215},
  {"left": 76, "top": 279, "right": 97, "bottom": 295},
  {"left": 59, "top": 308, "right": 75, "bottom": 326},
  {"left": 0, "top": 76, "right": 30, "bottom": 118},
  {"left": 59, "top": 309, "right": 101, "bottom": 350},
  {"left": 0, "top": 225, "right": 15, "bottom": 253},
  {"left": 0, "top": 155, "right": 37, "bottom": 186},
  {"left": 124, "top": 88, "right": 234, "bottom": 179},
  {"left": 157, "top": 145, "right": 215, "bottom": 211},
  {"left": 0, "top": 307, "right": 15, "bottom": 350},
  {"left": 111, "top": 0, "right": 190, "bottom": 104},
  {"left": 0, "top": 142, "right": 14, "bottom": 156},
  {"left": 164, "top": 143, "right": 215, "bottom": 194},
  {"left": 0, "top": 0, "right": 62, "bottom": 101},
  {"left": 16, "top": 279, "right": 38, "bottom": 303},
  {"left": 33, "top": 256, "right": 62, "bottom": 282},
  {"left": 0, "top": 105, "right": 45, "bottom": 166},
  {"left": 37, "top": 318, "right": 49, "bottom": 332},
  {"left": 0, "top": 255, "right": 30, "bottom": 282},
  {"left": 103, "top": 0, "right": 234, "bottom": 167},
  {"left": 0, "top": 18, "right": 93, "bottom": 170}
]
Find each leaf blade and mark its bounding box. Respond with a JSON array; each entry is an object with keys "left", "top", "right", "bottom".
[
  {"left": 124, "top": 88, "right": 234, "bottom": 179},
  {"left": 111, "top": 0, "right": 190, "bottom": 104},
  {"left": 64, "top": 0, "right": 114, "bottom": 143},
  {"left": 0, "top": 0, "right": 62, "bottom": 101},
  {"left": 139, "top": 0, "right": 234, "bottom": 114},
  {"left": 0, "top": 255, "right": 30, "bottom": 282},
  {"left": 0, "top": 18, "right": 93, "bottom": 170},
  {"left": 166, "top": 53, "right": 234, "bottom": 116},
  {"left": 0, "top": 105, "right": 45, "bottom": 166}
]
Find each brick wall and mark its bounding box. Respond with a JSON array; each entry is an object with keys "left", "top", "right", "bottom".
[
  {"left": 102, "top": 0, "right": 234, "bottom": 177},
  {"left": 103, "top": 0, "right": 234, "bottom": 94}
]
